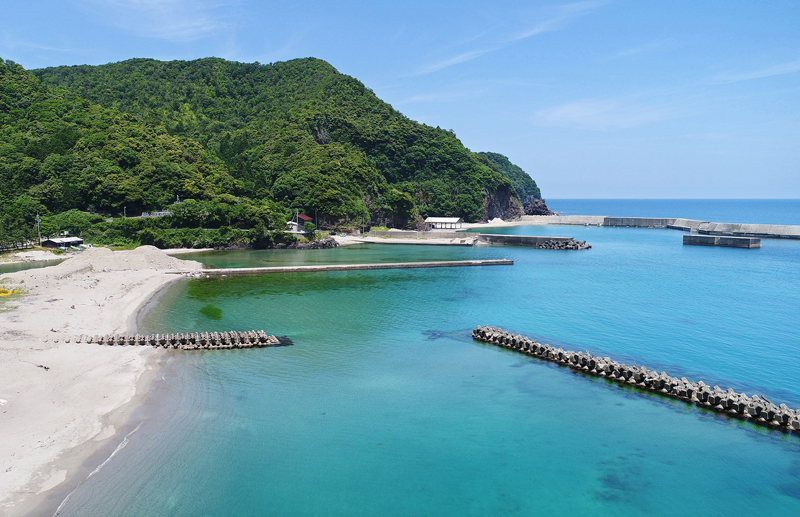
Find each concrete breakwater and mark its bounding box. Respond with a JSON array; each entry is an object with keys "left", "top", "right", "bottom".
[
  {"left": 176, "top": 259, "right": 514, "bottom": 277},
  {"left": 524, "top": 215, "right": 800, "bottom": 239},
  {"left": 472, "top": 325, "right": 800, "bottom": 433},
  {"left": 475, "top": 234, "right": 591, "bottom": 249},
  {"left": 683, "top": 235, "right": 761, "bottom": 248},
  {"left": 69, "top": 330, "right": 291, "bottom": 350},
  {"left": 365, "top": 231, "right": 592, "bottom": 250}
]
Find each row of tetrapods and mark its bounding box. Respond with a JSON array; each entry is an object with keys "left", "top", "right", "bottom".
[
  {"left": 75, "top": 330, "right": 284, "bottom": 349},
  {"left": 473, "top": 326, "right": 800, "bottom": 433}
]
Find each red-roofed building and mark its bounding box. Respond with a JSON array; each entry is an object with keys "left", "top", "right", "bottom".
[{"left": 288, "top": 211, "right": 315, "bottom": 233}]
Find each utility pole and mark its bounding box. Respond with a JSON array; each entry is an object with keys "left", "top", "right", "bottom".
[
  {"left": 35, "top": 214, "right": 41, "bottom": 246},
  {"left": 124, "top": 206, "right": 127, "bottom": 219}
]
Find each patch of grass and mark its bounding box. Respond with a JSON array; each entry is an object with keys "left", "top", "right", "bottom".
[
  {"left": 108, "top": 242, "right": 139, "bottom": 250},
  {"left": 0, "top": 284, "right": 25, "bottom": 313}
]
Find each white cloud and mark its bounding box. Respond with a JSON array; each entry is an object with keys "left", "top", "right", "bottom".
[
  {"left": 509, "top": 0, "right": 610, "bottom": 42},
  {"left": 80, "top": 0, "right": 236, "bottom": 42},
  {"left": 414, "top": 48, "right": 498, "bottom": 76},
  {"left": 714, "top": 57, "right": 800, "bottom": 83},
  {"left": 394, "top": 89, "right": 483, "bottom": 105},
  {"left": 0, "top": 30, "right": 73, "bottom": 53},
  {"left": 412, "top": 0, "right": 610, "bottom": 76},
  {"left": 533, "top": 99, "right": 672, "bottom": 130}
]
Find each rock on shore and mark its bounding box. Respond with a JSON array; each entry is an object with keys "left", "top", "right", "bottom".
[
  {"left": 293, "top": 236, "right": 340, "bottom": 250},
  {"left": 523, "top": 198, "right": 555, "bottom": 216}
]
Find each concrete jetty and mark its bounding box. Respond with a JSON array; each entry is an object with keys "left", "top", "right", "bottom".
[
  {"left": 70, "top": 330, "right": 290, "bottom": 350},
  {"left": 174, "top": 259, "right": 514, "bottom": 277},
  {"left": 366, "top": 231, "right": 592, "bottom": 250},
  {"left": 472, "top": 325, "right": 800, "bottom": 434},
  {"left": 522, "top": 215, "right": 800, "bottom": 239},
  {"left": 683, "top": 235, "right": 761, "bottom": 248}
]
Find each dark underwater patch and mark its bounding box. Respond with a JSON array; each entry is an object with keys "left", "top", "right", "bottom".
[{"left": 199, "top": 304, "right": 223, "bottom": 320}]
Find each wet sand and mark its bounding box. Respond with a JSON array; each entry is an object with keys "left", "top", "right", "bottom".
[{"left": 0, "top": 247, "right": 201, "bottom": 516}]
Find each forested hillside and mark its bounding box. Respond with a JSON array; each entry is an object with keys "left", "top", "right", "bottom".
[
  {"left": 1, "top": 56, "right": 547, "bottom": 249},
  {"left": 35, "top": 57, "right": 543, "bottom": 225},
  {"left": 0, "top": 57, "right": 284, "bottom": 249},
  {"left": 478, "top": 152, "right": 541, "bottom": 201}
]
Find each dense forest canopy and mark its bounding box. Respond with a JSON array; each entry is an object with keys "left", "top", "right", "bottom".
[
  {"left": 1, "top": 56, "right": 546, "bottom": 249},
  {"left": 478, "top": 152, "right": 541, "bottom": 201}
]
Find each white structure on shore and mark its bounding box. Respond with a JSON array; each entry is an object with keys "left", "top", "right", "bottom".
[
  {"left": 41, "top": 237, "right": 84, "bottom": 249},
  {"left": 425, "top": 217, "right": 463, "bottom": 230},
  {"left": 287, "top": 211, "right": 314, "bottom": 233}
]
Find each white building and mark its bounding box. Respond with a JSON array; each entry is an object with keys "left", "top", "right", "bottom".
[
  {"left": 41, "top": 237, "right": 84, "bottom": 249},
  {"left": 425, "top": 217, "right": 463, "bottom": 230}
]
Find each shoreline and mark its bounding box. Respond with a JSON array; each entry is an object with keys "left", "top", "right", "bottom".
[{"left": 0, "top": 246, "right": 201, "bottom": 516}]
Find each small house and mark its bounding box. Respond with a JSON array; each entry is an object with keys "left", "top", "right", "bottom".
[
  {"left": 424, "top": 217, "right": 463, "bottom": 230},
  {"left": 42, "top": 237, "right": 84, "bottom": 249},
  {"left": 288, "top": 213, "right": 314, "bottom": 233}
]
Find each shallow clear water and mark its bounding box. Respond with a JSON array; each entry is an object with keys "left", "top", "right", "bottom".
[
  {"left": 57, "top": 220, "right": 800, "bottom": 515},
  {"left": 0, "top": 258, "right": 63, "bottom": 274}
]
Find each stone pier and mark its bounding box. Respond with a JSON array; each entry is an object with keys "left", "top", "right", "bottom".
[{"left": 683, "top": 235, "right": 761, "bottom": 248}]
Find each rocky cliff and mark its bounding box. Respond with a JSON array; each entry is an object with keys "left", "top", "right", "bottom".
[
  {"left": 483, "top": 188, "right": 525, "bottom": 221},
  {"left": 522, "top": 197, "right": 555, "bottom": 216}
]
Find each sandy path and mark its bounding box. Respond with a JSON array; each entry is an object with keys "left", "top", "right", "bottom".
[{"left": 0, "top": 246, "right": 201, "bottom": 516}]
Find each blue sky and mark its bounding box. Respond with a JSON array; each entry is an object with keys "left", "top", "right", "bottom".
[{"left": 2, "top": 0, "right": 799, "bottom": 198}]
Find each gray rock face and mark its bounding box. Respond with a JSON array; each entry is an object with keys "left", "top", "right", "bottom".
[
  {"left": 483, "top": 189, "right": 525, "bottom": 222},
  {"left": 523, "top": 198, "right": 555, "bottom": 216},
  {"left": 294, "top": 236, "right": 340, "bottom": 250}
]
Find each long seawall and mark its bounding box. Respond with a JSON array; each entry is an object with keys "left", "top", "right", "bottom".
[
  {"left": 523, "top": 215, "right": 800, "bottom": 239},
  {"left": 171, "top": 259, "right": 514, "bottom": 276},
  {"left": 472, "top": 325, "right": 800, "bottom": 434}
]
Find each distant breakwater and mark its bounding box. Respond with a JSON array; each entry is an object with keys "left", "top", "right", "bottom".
[
  {"left": 472, "top": 326, "right": 800, "bottom": 434},
  {"left": 65, "top": 330, "right": 292, "bottom": 350},
  {"left": 367, "top": 231, "right": 592, "bottom": 249},
  {"left": 527, "top": 215, "right": 800, "bottom": 240}
]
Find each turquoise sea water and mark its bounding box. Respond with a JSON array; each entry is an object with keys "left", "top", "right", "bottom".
[
  {"left": 0, "top": 258, "right": 63, "bottom": 274},
  {"left": 547, "top": 198, "right": 800, "bottom": 225},
  {"left": 53, "top": 207, "right": 800, "bottom": 515}
]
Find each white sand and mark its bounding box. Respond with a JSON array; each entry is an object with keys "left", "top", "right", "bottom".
[
  {"left": 0, "top": 246, "right": 201, "bottom": 516},
  {"left": 0, "top": 249, "right": 76, "bottom": 264}
]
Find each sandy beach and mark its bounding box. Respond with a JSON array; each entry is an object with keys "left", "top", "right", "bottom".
[
  {"left": 0, "top": 246, "right": 202, "bottom": 516},
  {"left": 0, "top": 250, "right": 75, "bottom": 265}
]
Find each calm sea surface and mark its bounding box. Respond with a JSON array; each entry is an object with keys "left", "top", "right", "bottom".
[
  {"left": 547, "top": 198, "right": 800, "bottom": 225},
  {"left": 55, "top": 200, "right": 800, "bottom": 516},
  {"left": 0, "top": 259, "right": 63, "bottom": 274}
]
